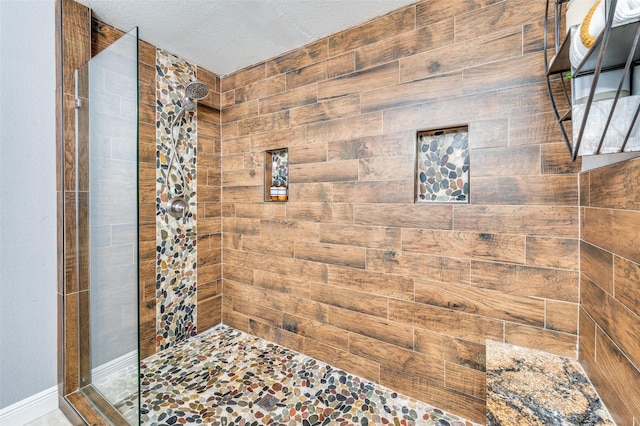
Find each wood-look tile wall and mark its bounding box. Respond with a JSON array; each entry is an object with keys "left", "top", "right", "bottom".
[
  {"left": 137, "top": 35, "right": 161, "bottom": 359},
  {"left": 579, "top": 158, "right": 640, "bottom": 426},
  {"left": 194, "top": 70, "right": 223, "bottom": 335},
  {"left": 58, "top": 0, "right": 110, "bottom": 421},
  {"left": 220, "top": 0, "right": 578, "bottom": 422},
  {"left": 59, "top": 0, "right": 91, "bottom": 397}
]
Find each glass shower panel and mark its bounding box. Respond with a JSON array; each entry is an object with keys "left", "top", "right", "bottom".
[{"left": 77, "top": 27, "right": 139, "bottom": 424}]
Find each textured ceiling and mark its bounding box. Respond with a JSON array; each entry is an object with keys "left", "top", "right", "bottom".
[{"left": 76, "top": 0, "right": 417, "bottom": 76}]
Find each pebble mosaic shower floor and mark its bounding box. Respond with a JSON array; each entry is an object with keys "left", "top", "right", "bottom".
[{"left": 136, "top": 325, "right": 478, "bottom": 426}]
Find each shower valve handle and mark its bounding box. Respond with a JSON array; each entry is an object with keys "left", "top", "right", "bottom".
[{"left": 168, "top": 197, "right": 188, "bottom": 219}]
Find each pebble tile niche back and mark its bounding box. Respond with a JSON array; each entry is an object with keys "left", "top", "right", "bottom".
[{"left": 416, "top": 127, "right": 470, "bottom": 203}]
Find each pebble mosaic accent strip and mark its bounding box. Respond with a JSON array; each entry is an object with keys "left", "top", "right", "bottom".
[
  {"left": 155, "top": 49, "right": 199, "bottom": 351},
  {"left": 139, "top": 325, "right": 480, "bottom": 426},
  {"left": 486, "top": 341, "right": 615, "bottom": 426},
  {"left": 416, "top": 128, "right": 469, "bottom": 203},
  {"left": 270, "top": 149, "right": 289, "bottom": 186}
]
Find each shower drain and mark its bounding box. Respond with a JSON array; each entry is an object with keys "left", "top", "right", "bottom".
[{"left": 257, "top": 394, "right": 280, "bottom": 410}]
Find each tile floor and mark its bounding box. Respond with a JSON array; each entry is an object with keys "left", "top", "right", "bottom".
[
  {"left": 43, "top": 325, "right": 617, "bottom": 425},
  {"left": 139, "top": 325, "right": 477, "bottom": 425},
  {"left": 24, "top": 409, "right": 73, "bottom": 426}
]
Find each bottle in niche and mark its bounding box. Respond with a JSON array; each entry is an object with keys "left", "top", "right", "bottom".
[
  {"left": 270, "top": 180, "right": 279, "bottom": 201},
  {"left": 277, "top": 180, "right": 287, "bottom": 201},
  {"left": 270, "top": 177, "right": 287, "bottom": 202}
]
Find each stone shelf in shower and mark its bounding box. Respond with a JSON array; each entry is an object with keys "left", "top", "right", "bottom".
[
  {"left": 486, "top": 341, "right": 615, "bottom": 425},
  {"left": 264, "top": 147, "right": 289, "bottom": 202}
]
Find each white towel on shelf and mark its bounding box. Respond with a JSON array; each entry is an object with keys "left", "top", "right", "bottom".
[
  {"left": 570, "top": 0, "right": 640, "bottom": 68},
  {"left": 613, "top": 0, "right": 640, "bottom": 26},
  {"left": 566, "top": 0, "right": 600, "bottom": 31},
  {"left": 570, "top": 28, "right": 589, "bottom": 67},
  {"left": 570, "top": 0, "right": 606, "bottom": 68},
  {"left": 586, "top": 0, "right": 607, "bottom": 37}
]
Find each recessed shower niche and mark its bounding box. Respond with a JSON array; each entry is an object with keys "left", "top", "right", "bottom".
[
  {"left": 264, "top": 148, "right": 289, "bottom": 202},
  {"left": 415, "top": 127, "right": 469, "bottom": 203}
]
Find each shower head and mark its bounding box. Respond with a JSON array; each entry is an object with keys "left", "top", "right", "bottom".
[{"left": 184, "top": 81, "right": 209, "bottom": 101}]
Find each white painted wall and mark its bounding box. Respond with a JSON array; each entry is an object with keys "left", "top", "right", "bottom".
[{"left": 0, "top": 0, "right": 58, "bottom": 411}]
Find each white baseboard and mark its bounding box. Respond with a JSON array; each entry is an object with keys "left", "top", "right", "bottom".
[
  {"left": 0, "top": 385, "right": 59, "bottom": 425},
  {"left": 0, "top": 352, "right": 137, "bottom": 425},
  {"left": 91, "top": 350, "right": 137, "bottom": 384}
]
